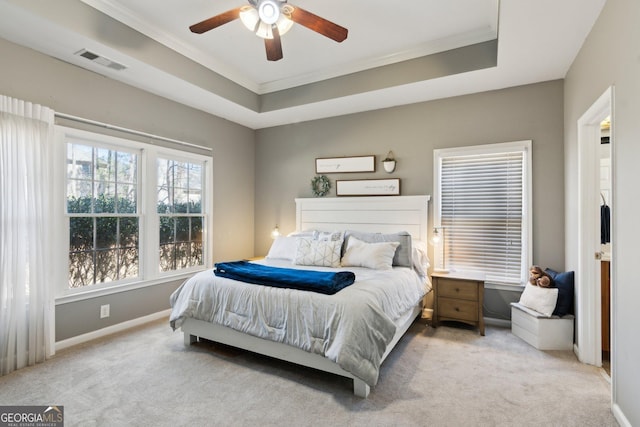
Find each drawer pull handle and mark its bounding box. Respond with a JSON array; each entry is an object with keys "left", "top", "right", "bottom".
[
  {"left": 455, "top": 307, "right": 460, "bottom": 312},
  {"left": 455, "top": 288, "right": 460, "bottom": 292}
]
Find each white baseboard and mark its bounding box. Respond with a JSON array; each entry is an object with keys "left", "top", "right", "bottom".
[
  {"left": 55, "top": 309, "right": 171, "bottom": 352},
  {"left": 612, "top": 403, "right": 632, "bottom": 427}
]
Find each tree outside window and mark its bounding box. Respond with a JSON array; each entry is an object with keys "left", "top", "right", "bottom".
[
  {"left": 157, "top": 159, "right": 204, "bottom": 272},
  {"left": 66, "top": 143, "right": 139, "bottom": 288},
  {"left": 64, "top": 134, "right": 210, "bottom": 292}
]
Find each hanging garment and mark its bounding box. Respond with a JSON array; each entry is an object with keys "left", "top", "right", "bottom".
[{"left": 601, "top": 204, "right": 611, "bottom": 244}]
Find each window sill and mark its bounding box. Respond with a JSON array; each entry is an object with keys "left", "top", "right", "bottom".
[
  {"left": 485, "top": 282, "right": 525, "bottom": 292},
  {"left": 55, "top": 270, "right": 204, "bottom": 305},
  {"left": 436, "top": 269, "right": 525, "bottom": 292}
]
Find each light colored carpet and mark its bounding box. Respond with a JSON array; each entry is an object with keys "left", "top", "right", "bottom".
[{"left": 0, "top": 318, "right": 617, "bottom": 427}]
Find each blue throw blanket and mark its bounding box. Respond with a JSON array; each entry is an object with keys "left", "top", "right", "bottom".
[{"left": 214, "top": 261, "right": 355, "bottom": 295}]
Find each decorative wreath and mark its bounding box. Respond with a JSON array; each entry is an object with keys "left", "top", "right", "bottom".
[{"left": 311, "top": 175, "right": 331, "bottom": 197}]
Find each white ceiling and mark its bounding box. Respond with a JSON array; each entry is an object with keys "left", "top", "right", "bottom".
[
  {"left": 0, "top": 0, "right": 607, "bottom": 129},
  {"left": 83, "top": 0, "right": 500, "bottom": 93}
]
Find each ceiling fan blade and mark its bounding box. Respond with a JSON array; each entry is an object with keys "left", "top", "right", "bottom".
[
  {"left": 265, "top": 27, "right": 283, "bottom": 61},
  {"left": 289, "top": 6, "right": 348, "bottom": 42},
  {"left": 189, "top": 7, "right": 243, "bottom": 34}
]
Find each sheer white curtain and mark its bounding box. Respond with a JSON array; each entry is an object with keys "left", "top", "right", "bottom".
[{"left": 0, "top": 95, "right": 55, "bottom": 376}]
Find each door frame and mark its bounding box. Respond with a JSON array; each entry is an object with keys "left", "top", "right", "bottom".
[{"left": 575, "top": 86, "right": 613, "bottom": 367}]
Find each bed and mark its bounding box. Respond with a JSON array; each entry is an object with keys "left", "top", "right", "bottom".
[{"left": 169, "top": 195, "right": 431, "bottom": 397}]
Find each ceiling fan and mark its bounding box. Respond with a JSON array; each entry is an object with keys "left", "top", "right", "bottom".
[{"left": 189, "top": 0, "right": 348, "bottom": 61}]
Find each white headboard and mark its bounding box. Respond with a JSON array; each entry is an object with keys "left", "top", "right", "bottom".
[{"left": 295, "top": 195, "right": 430, "bottom": 242}]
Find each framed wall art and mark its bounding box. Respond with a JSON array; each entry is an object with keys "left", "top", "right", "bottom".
[
  {"left": 336, "top": 178, "right": 400, "bottom": 196},
  {"left": 315, "top": 155, "right": 375, "bottom": 173}
]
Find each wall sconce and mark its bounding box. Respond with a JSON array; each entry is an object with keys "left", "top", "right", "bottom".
[
  {"left": 271, "top": 225, "right": 281, "bottom": 239},
  {"left": 432, "top": 226, "right": 448, "bottom": 273},
  {"left": 382, "top": 151, "right": 396, "bottom": 173}
]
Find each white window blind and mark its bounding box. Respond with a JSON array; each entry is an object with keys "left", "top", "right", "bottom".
[{"left": 434, "top": 141, "right": 531, "bottom": 287}]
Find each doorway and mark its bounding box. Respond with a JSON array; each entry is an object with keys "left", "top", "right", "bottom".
[{"left": 575, "top": 86, "right": 613, "bottom": 371}]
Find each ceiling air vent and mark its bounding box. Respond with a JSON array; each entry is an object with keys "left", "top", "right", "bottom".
[{"left": 74, "top": 49, "right": 127, "bottom": 71}]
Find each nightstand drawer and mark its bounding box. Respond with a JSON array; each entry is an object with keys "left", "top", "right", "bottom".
[
  {"left": 438, "top": 297, "right": 478, "bottom": 322},
  {"left": 436, "top": 279, "right": 478, "bottom": 300}
]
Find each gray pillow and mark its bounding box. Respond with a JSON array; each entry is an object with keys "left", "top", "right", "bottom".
[{"left": 343, "top": 230, "right": 412, "bottom": 268}]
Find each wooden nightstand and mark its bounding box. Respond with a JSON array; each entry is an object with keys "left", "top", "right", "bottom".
[{"left": 432, "top": 271, "right": 485, "bottom": 336}]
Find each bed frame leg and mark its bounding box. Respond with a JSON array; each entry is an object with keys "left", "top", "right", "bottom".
[
  {"left": 353, "top": 378, "right": 370, "bottom": 398},
  {"left": 184, "top": 333, "right": 197, "bottom": 345}
]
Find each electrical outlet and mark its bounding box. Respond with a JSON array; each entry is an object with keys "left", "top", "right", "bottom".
[{"left": 100, "top": 304, "right": 110, "bottom": 319}]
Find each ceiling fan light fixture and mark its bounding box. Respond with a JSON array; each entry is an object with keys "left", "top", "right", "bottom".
[
  {"left": 239, "top": 6, "right": 260, "bottom": 32},
  {"left": 255, "top": 21, "right": 274, "bottom": 39},
  {"left": 276, "top": 14, "right": 294, "bottom": 36},
  {"left": 242, "top": 1, "right": 290, "bottom": 39},
  {"left": 258, "top": 0, "right": 280, "bottom": 25}
]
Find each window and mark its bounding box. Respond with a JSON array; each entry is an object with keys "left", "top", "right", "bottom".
[
  {"left": 433, "top": 141, "right": 531, "bottom": 288},
  {"left": 61, "top": 128, "right": 212, "bottom": 296},
  {"left": 67, "top": 142, "right": 139, "bottom": 287},
  {"left": 157, "top": 158, "right": 204, "bottom": 272}
]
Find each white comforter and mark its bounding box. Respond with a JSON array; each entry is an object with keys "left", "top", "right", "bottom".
[{"left": 169, "top": 259, "right": 429, "bottom": 386}]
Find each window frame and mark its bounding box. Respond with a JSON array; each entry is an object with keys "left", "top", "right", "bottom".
[
  {"left": 433, "top": 140, "right": 532, "bottom": 290},
  {"left": 65, "top": 138, "right": 142, "bottom": 288},
  {"left": 155, "top": 155, "right": 207, "bottom": 274},
  {"left": 55, "top": 126, "right": 213, "bottom": 302}
]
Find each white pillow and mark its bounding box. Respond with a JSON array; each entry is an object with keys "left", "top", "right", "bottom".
[
  {"left": 293, "top": 237, "right": 342, "bottom": 268},
  {"left": 518, "top": 283, "right": 559, "bottom": 317},
  {"left": 341, "top": 236, "right": 399, "bottom": 270},
  {"left": 266, "top": 236, "right": 297, "bottom": 260},
  {"left": 343, "top": 230, "right": 412, "bottom": 267},
  {"left": 287, "top": 230, "right": 316, "bottom": 237},
  {"left": 411, "top": 239, "right": 431, "bottom": 277}
]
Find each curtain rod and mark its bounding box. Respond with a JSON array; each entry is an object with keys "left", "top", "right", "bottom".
[{"left": 54, "top": 112, "right": 212, "bottom": 152}]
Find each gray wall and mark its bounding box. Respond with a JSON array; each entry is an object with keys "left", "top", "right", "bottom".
[
  {"left": 564, "top": 0, "right": 640, "bottom": 424},
  {"left": 0, "top": 38, "right": 256, "bottom": 341},
  {"left": 255, "top": 80, "right": 565, "bottom": 321}
]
